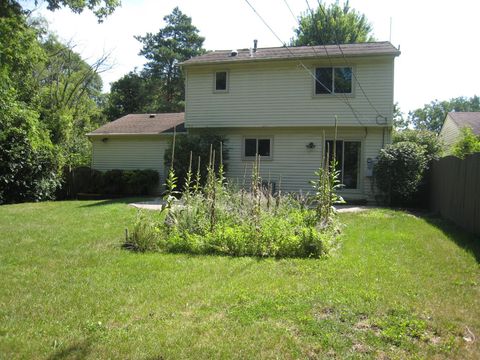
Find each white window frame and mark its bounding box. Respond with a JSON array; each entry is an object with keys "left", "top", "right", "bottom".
[
  {"left": 213, "top": 70, "right": 229, "bottom": 93},
  {"left": 242, "top": 137, "right": 273, "bottom": 160},
  {"left": 324, "top": 139, "right": 362, "bottom": 191},
  {"left": 313, "top": 66, "right": 354, "bottom": 96}
]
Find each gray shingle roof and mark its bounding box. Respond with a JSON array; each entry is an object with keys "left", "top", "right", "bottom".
[
  {"left": 448, "top": 112, "right": 480, "bottom": 135},
  {"left": 180, "top": 41, "right": 400, "bottom": 66},
  {"left": 87, "top": 113, "right": 185, "bottom": 136}
]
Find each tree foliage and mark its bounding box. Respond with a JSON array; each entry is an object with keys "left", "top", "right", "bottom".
[
  {"left": 0, "top": 1, "right": 111, "bottom": 203},
  {"left": 292, "top": 0, "right": 374, "bottom": 46},
  {"left": 393, "top": 103, "right": 409, "bottom": 131},
  {"left": 34, "top": 0, "right": 120, "bottom": 21},
  {"left": 135, "top": 7, "right": 205, "bottom": 112},
  {"left": 451, "top": 127, "right": 480, "bottom": 159},
  {"left": 408, "top": 95, "right": 480, "bottom": 133},
  {"left": 104, "top": 71, "right": 153, "bottom": 120},
  {"left": 37, "top": 36, "right": 107, "bottom": 166}
]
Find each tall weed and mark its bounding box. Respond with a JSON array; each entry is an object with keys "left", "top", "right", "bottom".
[{"left": 126, "top": 139, "right": 343, "bottom": 258}]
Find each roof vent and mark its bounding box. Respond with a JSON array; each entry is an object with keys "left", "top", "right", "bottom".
[
  {"left": 230, "top": 49, "right": 238, "bottom": 57},
  {"left": 149, "top": 114, "right": 155, "bottom": 118}
]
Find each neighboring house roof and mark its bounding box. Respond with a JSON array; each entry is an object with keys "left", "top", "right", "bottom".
[
  {"left": 87, "top": 113, "right": 186, "bottom": 136},
  {"left": 180, "top": 41, "right": 400, "bottom": 66},
  {"left": 447, "top": 112, "right": 480, "bottom": 135}
]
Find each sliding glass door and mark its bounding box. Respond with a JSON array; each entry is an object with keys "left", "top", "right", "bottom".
[{"left": 325, "top": 140, "right": 361, "bottom": 189}]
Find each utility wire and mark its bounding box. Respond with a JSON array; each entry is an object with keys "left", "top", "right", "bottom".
[
  {"left": 303, "top": 0, "right": 364, "bottom": 124},
  {"left": 243, "top": 0, "right": 336, "bottom": 96},
  {"left": 244, "top": 0, "right": 363, "bottom": 122},
  {"left": 315, "top": 0, "right": 386, "bottom": 123},
  {"left": 282, "top": 0, "right": 298, "bottom": 23}
]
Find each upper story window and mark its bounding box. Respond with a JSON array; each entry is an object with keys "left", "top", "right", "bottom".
[
  {"left": 315, "top": 67, "right": 352, "bottom": 95},
  {"left": 215, "top": 71, "right": 228, "bottom": 92},
  {"left": 244, "top": 138, "right": 272, "bottom": 159}
]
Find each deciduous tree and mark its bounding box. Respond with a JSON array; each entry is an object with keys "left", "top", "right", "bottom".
[
  {"left": 35, "top": 0, "right": 120, "bottom": 21},
  {"left": 408, "top": 96, "right": 480, "bottom": 133},
  {"left": 292, "top": 0, "right": 374, "bottom": 46},
  {"left": 105, "top": 71, "right": 153, "bottom": 120}
]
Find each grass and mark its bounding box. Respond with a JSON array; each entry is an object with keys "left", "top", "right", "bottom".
[{"left": 0, "top": 200, "right": 479, "bottom": 359}]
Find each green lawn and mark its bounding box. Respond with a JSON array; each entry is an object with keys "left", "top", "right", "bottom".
[{"left": 0, "top": 200, "right": 479, "bottom": 359}]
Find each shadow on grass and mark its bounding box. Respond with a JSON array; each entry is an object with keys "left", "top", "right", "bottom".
[
  {"left": 48, "top": 338, "right": 92, "bottom": 360},
  {"left": 78, "top": 197, "right": 152, "bottom": 208},
  {"left": 422, "top": 214, "right": 480, "bottom": 263}
]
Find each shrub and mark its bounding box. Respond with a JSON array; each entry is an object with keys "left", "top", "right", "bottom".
[
  {"left": 0, "top": 127, "right": 61, "bottom": 204},
  {"left": 452, "top": 127, "right": 480, "bottom": 159},
  {"left": 61, "top": 167, "right": 159, "bottom": 197},
  {"left": 123, "top": 170, "right": 159, "bottom": 195},
  {"left": 102, "top": 169, "right": 124, "bottom": 194},
  {"left": 164, "top": 133, "right": 228, "bottom": 190},
  {"left": 374, "top": 141, "right": 428, "bottom": 205}
]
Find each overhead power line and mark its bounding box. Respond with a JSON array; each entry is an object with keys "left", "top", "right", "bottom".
[
  {"left": 303, "top": 0, "right": 363, "bottom": 124},
  {"left": 314, "top": 0, "right": 387, "bottom": 123},
  {"left": 243, "top": 0, "right": 364, "bottom": 125},
  {"left": 282, "top": 0, "right": 298, "bottom": 23}
]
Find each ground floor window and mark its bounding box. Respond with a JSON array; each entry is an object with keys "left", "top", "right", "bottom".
[
  {"left": 244, "top": 138, "right": 272, "bottom": 159},
  {"left": 325, "top": 140, "right": 361, "bottom": 189}
]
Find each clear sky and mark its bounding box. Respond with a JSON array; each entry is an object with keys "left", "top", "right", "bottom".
[{"left": 31, "top": 0, "right": 480, "bottom": 114}]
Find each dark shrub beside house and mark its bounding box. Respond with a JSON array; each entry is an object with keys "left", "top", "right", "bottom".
[
  {"left": 59, "top": 167, "right": 159, "bottom": 198},
  {"left": 374, "top": 142, "right": 428, "bottom": 206}
]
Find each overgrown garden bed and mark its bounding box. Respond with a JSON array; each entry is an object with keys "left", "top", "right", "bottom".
[{"left": 126, "top": 140, "right": 344, "bottom": 258}]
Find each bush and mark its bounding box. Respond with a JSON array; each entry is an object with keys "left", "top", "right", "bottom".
[
  {"left": 0, "top": 127, "right": 61, "bottom": 204},
  {"left": 124, "top": 169, "right": 160, "bottom": 195},
  {"left": 393, "top": 129, "right": 443, "bottom": 162},
  {"left": 102, "top": 169, "right": 124, "bottom": 194},
  {"left": 164, "top": 133, "right": 228, "bottom": 190},
  {"left": 61, "top": 167, "right": 159, "bottom": 197},
  {"left": 374, "top": 142, "right": 428, "bottom": 205}
]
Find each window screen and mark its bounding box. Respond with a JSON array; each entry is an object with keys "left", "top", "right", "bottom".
[
  {"left": 244, "top": 138, "right": 271, "bottom": 158},
  {"left": 334, "top": 67, "right": 352, "bottom": 93},
  {"left": 315, "top": 67, "right": 352, "bottom": 94},
  {"left": 244, "top": 139, "right": 257, "bottom": 157},
  {"left": 215, "top": 71, "right": 227, "bottom": 91},
  {"left": 315, "top": 67, "right": 333, "bottom": 94},
  {"left": 257, "top": 139, "right": 271, "bottom": 157}
]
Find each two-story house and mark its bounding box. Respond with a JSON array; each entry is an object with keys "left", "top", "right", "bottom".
[{"left": 88, "top": 41, "right": 400, "bottom": 202}]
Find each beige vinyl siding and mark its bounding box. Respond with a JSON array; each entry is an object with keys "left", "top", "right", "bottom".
[
  {"left": 185, "top": 56, "right": 394, "bottom": 128},
  {"left": 91, "top": 136, "right": 169, "bottom": 192},
  {"left": 439, "top": 115, "right": 461, "bottom": 151},
  {"left": 193, "top": 126, "right": 388, "bottom": 201}
]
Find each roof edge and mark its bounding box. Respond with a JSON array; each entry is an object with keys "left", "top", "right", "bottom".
[{"left": 180, "top": 42, "right": 401, "bottom": 66}]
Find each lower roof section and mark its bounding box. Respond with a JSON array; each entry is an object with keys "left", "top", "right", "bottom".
[{"left": 87, "top": 112, "right": 186, "bottom": 136}]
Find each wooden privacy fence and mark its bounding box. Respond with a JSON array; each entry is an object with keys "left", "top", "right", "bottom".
[{"left": 430, "top": 153, "right": 480, "bottom": 235}]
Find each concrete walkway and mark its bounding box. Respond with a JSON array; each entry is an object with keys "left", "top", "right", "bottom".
[
  {"left": 335, "top": 205, "right": 376, "bottom": 213},
  {"left": 129, "top": 199, "right": 375, "bottom": 213},
  {"left": 129, "top": 198, "right": 166, "bottom": 210}
]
